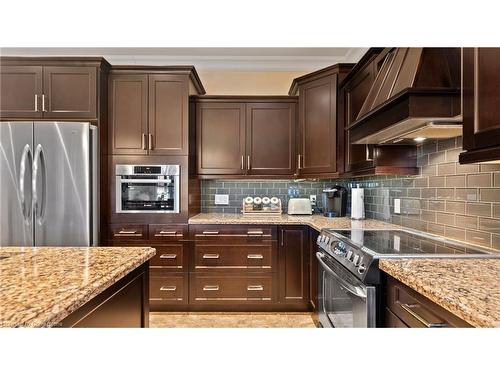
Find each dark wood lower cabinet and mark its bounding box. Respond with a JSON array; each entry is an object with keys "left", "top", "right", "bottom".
[
  {"left": 60, "top": 263, "right": 149, "bottom": 328},
  {"left": 384, "top": 275, "right": 471, "bottom": 328}
]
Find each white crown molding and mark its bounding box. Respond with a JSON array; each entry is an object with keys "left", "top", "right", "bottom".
[{"left": 0, "top": 47, "right": 368, "bottom": 71}]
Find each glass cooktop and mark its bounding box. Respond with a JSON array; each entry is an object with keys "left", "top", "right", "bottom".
[{"left": 328, "top": 229, "right": 493, "bottom": 256}]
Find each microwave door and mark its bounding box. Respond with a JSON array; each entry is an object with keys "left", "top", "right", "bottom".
[{"left": 0, "top": 122, "right": 34, "bottom": 246}]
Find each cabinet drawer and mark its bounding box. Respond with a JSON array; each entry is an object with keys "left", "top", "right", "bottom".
[
  {"left": 149, "top": 224, "right": 187, "bottom": 241},
  {"left": 108, "top": 224, "right": 147, "bottom": 240},
  {"left": 190, "top": 274, "right": 276, "bottom": 303},
  {"left": 150, "top": 244, "right": 185, "bottom": 269},
  {"left": 386, "top": 276, "right": 471, "bottom": 328},
  {"left": 193, "top": 243, "right": 276, "bottom": 271},
  {"left": 190, "top": 225, "right": 277, "bottom": 241},
  {"left": 385, "top": 308, "right": 408, "bottom": 328},
  {"left": 150, "top": 270, "right": 187, "bottom": 305}
]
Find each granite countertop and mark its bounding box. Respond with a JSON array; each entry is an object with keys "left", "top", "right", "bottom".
[
  {"left": 188, "top": 213, "right": 399, "bottom": 231},
  {"left": 380, "top": 259, "right": 500, "bottom": 328},
  {"left": 0, "top": 246, "right": 155, "bottom": 327}
]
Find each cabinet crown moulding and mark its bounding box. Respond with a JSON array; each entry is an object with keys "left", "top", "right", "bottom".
[
  {"left": 0, "top": 56, "right": 112, "bottom": 70},
  {"left": 288, "top": 63, "right": 355, "bottom": 96}
]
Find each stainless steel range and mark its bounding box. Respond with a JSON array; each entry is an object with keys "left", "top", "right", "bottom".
[{"left": 316, "top": 228, "right": 500, "bottom": 328}]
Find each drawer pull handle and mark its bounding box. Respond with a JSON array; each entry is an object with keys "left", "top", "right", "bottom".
[
  {"left": 247, "top": 254, "right": 264, "bottom": 259},
  {"left": 203, "top": 285, "right": 220, "bottom": 291},
  {"left": 160, "top": 254, "right": 177, "bottom": 259},
  {"left": 115, "top": 229, "right": 142, "bottom": 237},
  {"left": 399, "top": 303, "right": 447, "bottom": 328},
  {"left": 155, "top": 231, "right": 181, "bottom": 237},
  {"left": 247, "top": 285, "right": 264, "bottom": 291},
  {"left": 160, "top": 286, "right": 177, "bottom": 291},
  {"left": 247, "top": 230, "right": 264, "bottom": 236},
  {"left": 202, "top": 230, "right": 220, "bottom": 236},
  {"left": 203, "top": 254, "right": 220, "bottom": 259}
]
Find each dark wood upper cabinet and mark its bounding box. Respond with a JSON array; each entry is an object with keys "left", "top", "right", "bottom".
[
  {"left": 460, "top": 48, "right": 500, "bottom": 164},
  {"left": 246, "top": 102, "right": 296, "bottom": 176},
  {"left": 0, "top": 65, "right": 43, "bottom": 118},
  {"left": 195, "top": 96, "right": 297, "bottom": 177},
  {"left": 148, "top": 74, "right": 189, "bottom": 155},
  {"left": 279, "top": 226, "right": 309, "bottom": 308},
  {"left": 109, "top": 74, "right": 148, "bottom": 155},
  {"left": 290, "top": 64, "right": 353, "bottom": 177},
  {"left": 43, "top": 66, "right": 97, "bottom": 119},
  {"left": 197, "top": 102, "right": 246, "bottom": 175}
]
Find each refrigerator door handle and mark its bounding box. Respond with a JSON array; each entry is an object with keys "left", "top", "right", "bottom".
[
  {"left": 19, "top": 144, "right": 33, "bottom": 222},
  {"left": 32, "top": 144, "right": 47, "bottom": 225}
]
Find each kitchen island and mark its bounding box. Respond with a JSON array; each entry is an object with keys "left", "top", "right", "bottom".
[{"left": 0, "top": 246, "right": 155, "bottom": 327}]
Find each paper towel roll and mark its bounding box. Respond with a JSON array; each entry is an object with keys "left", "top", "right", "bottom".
[{"left": 351, "top": 187, "right": 365, "bottom": 220}]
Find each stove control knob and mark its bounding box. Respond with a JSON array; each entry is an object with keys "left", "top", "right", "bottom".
[
  {"left": 353, "top": 254, "right": 360, "bottom": 266},
  {"left": 346, "top": 250, "right": 353, "bottom": 260},
  {"left": 358, "top": 264, "right": 366, "bottom": 274}
]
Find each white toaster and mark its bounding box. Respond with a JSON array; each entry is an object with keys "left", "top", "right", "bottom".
[{"left": 287, "top": 198, "right": 312, "bottom": 215}]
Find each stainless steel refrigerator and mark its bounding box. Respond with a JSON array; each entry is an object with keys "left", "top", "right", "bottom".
[{"left": 0, "top": 122, "right": 98, "bottom": 246}]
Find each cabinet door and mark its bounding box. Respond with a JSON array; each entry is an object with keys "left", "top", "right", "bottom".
[
  {"left": 298, "top": 75, "right": 338, "bottom": 175},
  {"left": 246, "top": 102, "right": 296, "bottom": 176},
  {"left": 197, "top": 102, "right": 246, "bottom": 175},
  {"left": 279, "top": 226, "right": 309, "bottom": 307},
  {"left": 463, "top": 48, "right": 500, "bottom": 151},
  {"left": 109, "top": 74, "right": 148, "bottom": 155},
  {"left": 0, "top": 66, "right": 43, "bottom": 118},
  {"left": 43, "top": 66, "right": 97, "bottom": 119},
  {"left": 148, "top": 74, "right": 188, "bottom": 155}
]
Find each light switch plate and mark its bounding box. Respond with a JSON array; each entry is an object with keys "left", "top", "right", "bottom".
[
  {"left": 394, "top": 198, "right": 401, "bottom": 214},
  {"left": 309, "top": 195, "right": 317, "bottom": 206},
  {"left": 214, "top": 194, "right": 229, "bottom": 205}
]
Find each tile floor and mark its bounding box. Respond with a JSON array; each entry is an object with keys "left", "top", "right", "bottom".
[{"left": 149, "top": 312, "right": 317, "bottom": 328}]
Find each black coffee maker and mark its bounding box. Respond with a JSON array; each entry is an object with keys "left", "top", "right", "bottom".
[{"left": 322, "top": 185, "right": 348, "bottom": 217}]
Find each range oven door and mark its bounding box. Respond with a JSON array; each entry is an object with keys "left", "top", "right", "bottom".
[{"left": 316, "top": 251, "right": 376, "bottom": 328}]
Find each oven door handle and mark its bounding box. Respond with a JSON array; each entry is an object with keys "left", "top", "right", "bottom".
[
  {"left": 119, "top": 178, "right": 172, "bottom": 184},
  {"left": 316, "top": 252, "right": 367, "bottom": 299}
]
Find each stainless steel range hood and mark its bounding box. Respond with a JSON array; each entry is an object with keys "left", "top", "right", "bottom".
[{"left": 347, "top": 48, "right": 462, "bottom": 145}]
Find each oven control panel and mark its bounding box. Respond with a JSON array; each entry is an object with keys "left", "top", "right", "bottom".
[{"left": 317, "top": 233, "right": 371, "bottom": 281}]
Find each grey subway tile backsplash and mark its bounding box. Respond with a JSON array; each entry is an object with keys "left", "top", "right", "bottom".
[{"left": 200, "top": 136, "right": 500, "bottom": 250}]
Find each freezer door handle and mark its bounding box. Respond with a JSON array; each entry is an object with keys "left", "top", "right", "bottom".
[
  {"left": 19, "top": 144, "right": 33, "bottom": 222},
  {"left": 32, "top": 144, "right": 47, "bottom": 225}
]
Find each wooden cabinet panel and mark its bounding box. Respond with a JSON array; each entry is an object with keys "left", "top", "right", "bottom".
[
  {"left": 197, "top": 102, "right": 246, "bottom": 174},
  {"left": 190, "top": 224, "right": 277, "bottom": 241},
  {"left": 109, "top": 74, "right": 148, "bottom": 155},
  {"left": 43, "top": 66, "right": 97, "bottom": 119},
  {"left": 246, "top": 102, "right": 296, "bottom": 176},
  {"left": 107, "top": 223, "right": 148, "bottom": 241},
  {"left": 309, "top": 229, "right": 319, "bottom": 310},
  {"left": 148, "top": 224, "right": 187, "bottom": 240},
  {"left": 298, "top": 75, "right": 337, "bottom": 175},
  {"left": 460, "top": 48, "right": 500, "bottom": 163},
  {"left": 149, "top": 244, "right": 186, "bottom": 270},
  {"left": 279, "top": 226, "right": 309, "bottom": 306},
  {"left": 0, "top": 66, "right": 43, "bottom": 118},
  {"left": 385, "top": 307, "right": 408, "bottom": 328},
  {"left": 190, "top": 273, "right": 276, "bottom": 303},
  {"left": 148, "top": 74, "right": 188, "bottom": 155},
  {"left": 150, "top": 269, "right": 188, "bottom": 306}
]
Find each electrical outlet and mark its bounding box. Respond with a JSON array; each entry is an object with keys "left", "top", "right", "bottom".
[
  {"left": 309, "top": 195, "right": 317, "bottom": 206},
  {"left": 394, "top": 198, "right": 401, "bottom": 214},
  {"left": 214, "top": 194, "right": 229, "bottom": 205}
]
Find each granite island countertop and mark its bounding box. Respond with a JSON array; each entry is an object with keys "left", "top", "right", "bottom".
[
  {"left": 188, "top": 213, "right": 399, "bottom": 232},
  {"left": 380, "top": 259, "right": 500, "bottom": 328},
  {"left": 0, "top": 246, "right": 155, "bottom": 327}
]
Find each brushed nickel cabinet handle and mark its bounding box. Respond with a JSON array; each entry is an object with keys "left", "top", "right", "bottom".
[
  {"left": 202, "top": 230, "right": 219, "bottom": 236},
  {"left": 142, "top": 133, "right": 147, "bottom": 150},
  {"left": 241, "top": 155, "right": 245, "bottom": 170},
  {"left": 247, "top": 155, "right": 251, "bottom": 170},
  {"left": 247, "top": 254, "right": 264, "bottom": 259},
  {"left": 399, "top": 303, "right": 447, "bottom": 328},
  {"left": 203, "top": 254, "right": 220, "bottom": 259},
  {"left": 160, "top": 286, "right": 177, "bottom": 291},
  {"left": 247, "top": 285, "right": 264, "bottom": 291},
  {"left": 155, "top": 231, "right": 180, "bottom": 237},
  {"left": 159, "top": 254, "right": 177, "bottom": 259},
  {"left": 203, "top": 285, "right": 220, "bottom": 291},
  {"left": 297, "top": 154, "right": 301, "bottom": 170},
  {"left": 281, "top": 229, "right": 284, "bottom": 246},
  {"left": 149, "top": 134, "right": 153, "bottom": 150},
  {"left": 247, "top": 230, "right": 264, "bottom": 236},
  {"left": 114, "top": 229, "right": 142, "bottom": 237},
  {"left": 41, "top": 94, "right": 47, "bottom": 112},
  {"left": 34, "top": 94, "right": 38, "bottom": 112}
]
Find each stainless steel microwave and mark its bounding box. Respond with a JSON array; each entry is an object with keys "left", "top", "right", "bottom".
[{"left": 115, "top": 164, "right": 180, "bottom": 213}]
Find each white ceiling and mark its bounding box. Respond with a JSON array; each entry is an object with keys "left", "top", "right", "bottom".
[{"left": 0, "top": 47, "right": 368, "bottom": 71}]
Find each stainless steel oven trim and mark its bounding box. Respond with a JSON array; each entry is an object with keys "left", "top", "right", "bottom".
[
  {"left": 115, "top": 166, "right": 180, "bottom": 214},
  {"left": 316, "top": 252, "right": 366, "bottom": 298}
]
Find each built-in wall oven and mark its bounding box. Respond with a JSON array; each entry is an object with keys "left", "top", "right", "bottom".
[
  {"left": 316, "top": 250, "right": 376, "bottom": 328},
  {"left": 115, "top": 165, "right": 180, "bottom": 213}
]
